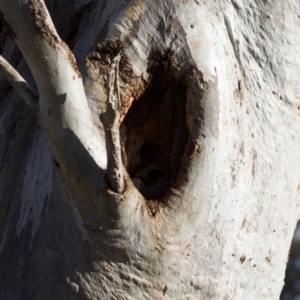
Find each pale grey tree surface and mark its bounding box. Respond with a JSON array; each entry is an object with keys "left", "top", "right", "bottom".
[{"left": 0, "top": 0, "right": 300, "bottom": 299}]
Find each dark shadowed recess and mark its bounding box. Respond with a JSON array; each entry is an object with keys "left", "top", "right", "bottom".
[
  {"left": 281, "top": 221, "right": 300, "bottom": 300},
  {"left": 64, "top": 3, "right": 92, "bottom": 49},
  {"left": 121, "top": 53, "right": 190, "bottom": 200},
  {"left": 0, "top": 19, "right": 3, "bottom": 53}
]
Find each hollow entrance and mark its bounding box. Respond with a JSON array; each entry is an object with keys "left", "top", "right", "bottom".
[{"left": 121, "top": 61, "right": 189, "bottom": 200}]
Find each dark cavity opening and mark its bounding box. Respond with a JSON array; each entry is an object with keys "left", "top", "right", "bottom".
[{"left": 121, "top": 58, "right": 189, "bottom": 200}]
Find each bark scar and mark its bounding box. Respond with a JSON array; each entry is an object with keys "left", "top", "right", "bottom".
[{"left": 100, "top": 54, "right": 125, "bottom": 194}]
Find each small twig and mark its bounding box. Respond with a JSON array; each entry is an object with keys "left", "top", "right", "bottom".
[
  {"left": 100, "top": 54, "right": 125, "bottom": 194},
  {"left": 0, "top": 54, "right": 38, "bottom": 110}
]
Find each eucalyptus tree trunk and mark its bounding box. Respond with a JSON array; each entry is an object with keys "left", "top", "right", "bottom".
[{"left": 0, "top": 1, "right": 299, "bottom": 299}]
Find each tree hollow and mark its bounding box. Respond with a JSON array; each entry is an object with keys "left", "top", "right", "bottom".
[{"left": 121, "top": 57, "right": 189, "bottom": 200}]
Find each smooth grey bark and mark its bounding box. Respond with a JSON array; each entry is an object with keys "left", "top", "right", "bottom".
[{"left": 0, "top": 1, "right": 300, "bottom": 299}]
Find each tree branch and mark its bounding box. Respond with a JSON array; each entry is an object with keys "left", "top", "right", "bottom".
[
  {"left": 100, "top": 55, "right": 125, "bottom": 194},
  {"left": 0, "top": 55, "right": 38, "bottom": 110},
  {"left": 0, "top": 0, "right": 107, "bottom": 201}
]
